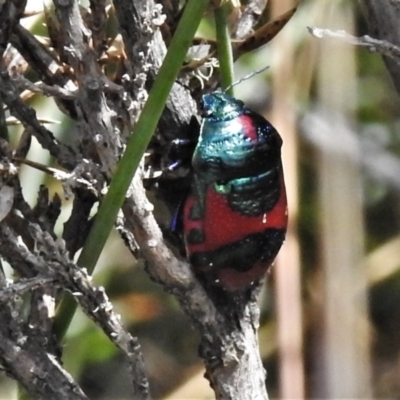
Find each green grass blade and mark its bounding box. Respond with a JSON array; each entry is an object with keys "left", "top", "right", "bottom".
[{"left": 214, "top": 4, "right": 234, "bottom": 94}]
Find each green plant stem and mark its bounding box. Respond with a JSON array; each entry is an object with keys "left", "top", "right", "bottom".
[
  {"left": 215, "top": 5, "right": 234, "bottom": 94},
  {"left": 54, "top": 0, "right": 209, "bottom": 340}
]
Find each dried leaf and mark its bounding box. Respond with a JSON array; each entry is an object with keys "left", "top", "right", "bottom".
[
  {"left": 234, "top": 5, "right": 298, "bottom": 58},
  {"left": 3, "top": 46, "right": 28, "bottom": 75},
  {"left": 14, "top": 129, "right": 32, "bottom": 160},
  {"left": 0, "top": 185, "right": 14, "bottom": 222}
]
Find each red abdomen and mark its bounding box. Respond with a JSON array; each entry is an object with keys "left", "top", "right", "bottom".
[{"left": 183, "top": 172, "right": 287, "bottom": 290}]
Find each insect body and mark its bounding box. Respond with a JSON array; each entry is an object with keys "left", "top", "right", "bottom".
[{"left": 183, "top": 92, "right": 287, "bottom": 291}]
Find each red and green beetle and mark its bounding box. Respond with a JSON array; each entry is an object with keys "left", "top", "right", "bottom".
[{"left": 178, "top": 89, "right": 287, "bottom": 291}]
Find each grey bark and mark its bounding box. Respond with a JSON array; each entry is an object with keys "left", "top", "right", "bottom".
[{"left": 0, "top": 0, "right": 271, "bottom": 399}]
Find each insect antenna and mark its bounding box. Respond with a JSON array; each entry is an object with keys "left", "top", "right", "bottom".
[{"left": 224, "top": 65, "right": 270, "bottom": 93}]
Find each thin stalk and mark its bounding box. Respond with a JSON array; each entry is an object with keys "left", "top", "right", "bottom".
[{"left": 214, "top": 5, "right": 234, "bottom": 93}]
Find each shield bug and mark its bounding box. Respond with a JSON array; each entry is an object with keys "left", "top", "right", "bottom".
[{"left": 182, "top": 69, "right": 287, "bottom": 291}]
